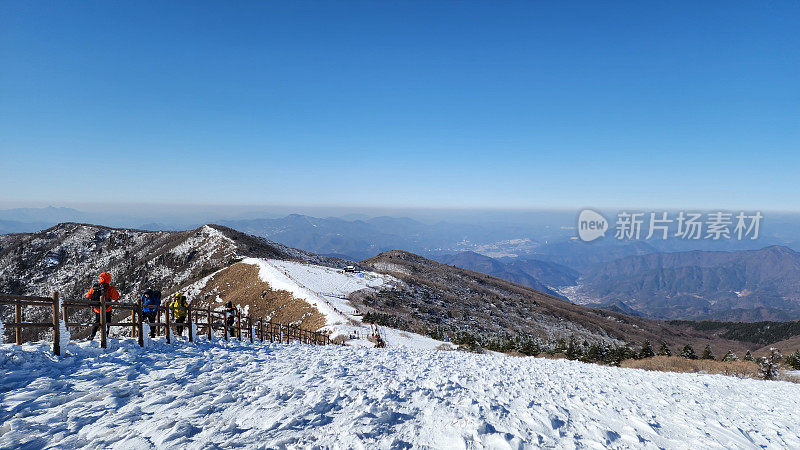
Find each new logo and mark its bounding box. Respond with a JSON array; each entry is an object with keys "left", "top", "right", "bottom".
[{"left": 578, "top": 209, "right": 608, "bottom": 242}]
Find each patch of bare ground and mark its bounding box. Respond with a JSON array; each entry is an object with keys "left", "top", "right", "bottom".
[
  {"left": 621, "top": 356, "right": 760, "bottom": 379},
  {"left": 195, "top": 262, "right": 326, "bottom": 330}
]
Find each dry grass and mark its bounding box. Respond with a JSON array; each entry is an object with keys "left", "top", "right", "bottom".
[
  {"left": 196, "top": 262, "right": 327, "bottom": 330},
  {"left": 621, "top": 356, "right": 760, "bottom": 379},
  {"left": 782, "top": 370, "right": 800, "bottom": 383}
]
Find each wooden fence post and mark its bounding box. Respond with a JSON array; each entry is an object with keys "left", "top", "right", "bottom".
[
  {"left": 165, "top": 305, "right": 171, "bottom": 344},
  {"left": 14, "top": 299, "right": 22, "bottom": 345},
  {"left": 137, "top": 299, "right": 144, "bottom": 347},
  {"left": 236, "top": 311, "right": 242, "bottom": 340},
  {"left": 207, "top": 305, "right": 212, "bottom": 340},
  {"left": 99, "top": 291, "right": 107, "bottom": 349},
  {"left": 61, "top": 301, "right": 68, "bottom": 340},
  {"left": 188, "top": 306, "right": 193, "bottom": 343},
  {"left": 131, "top": 308, "right": 136, "bottom": 339},
  {"left": 52, "top": 292, "right": 60, "bottom": 356},
  {"left": 223, "top": 308, "right": 228, "bottom": 341}
]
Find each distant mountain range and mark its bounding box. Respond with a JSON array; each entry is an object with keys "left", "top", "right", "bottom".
[
  {"left": 219, "top": 214, "right": 546, "bottom": 261},
  {"left": 1, "top": 222, "right": 758, "bottom": 353},
  {"left": 573, "top": 246, "right": 800, "bottom": 321},
  {"left": 428, "top": 246, "right": 800, "bottom": 323},
  {"left": 3, "top": 209, "right": 800, "bottom": 323},
  {"left": 432, "top": 251, "right": 578, "bottom": 296},
  {"left": 3, "top": 222, "right": 800, "bottom": 351},
  {"left": 0, "top": 207, "right": 88, "bottom": 234}
]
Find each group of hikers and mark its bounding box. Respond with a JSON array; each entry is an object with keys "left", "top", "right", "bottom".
[
  {"left": 83, "top": 271, "right": 384, "bottom": 348},
  {"left": 84, "top": 272, "right": 239, "bottom": 341},
  {"left": 138, "top": 288, "right": 191, "bottom": 338}
]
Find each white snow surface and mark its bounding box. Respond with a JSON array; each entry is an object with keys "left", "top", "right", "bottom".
[
  {"left": 239, "top": 258, "right": 445, "bottom": 350},
  {"left": 2, "top": 338, "right": 799, "bottom": 449}
]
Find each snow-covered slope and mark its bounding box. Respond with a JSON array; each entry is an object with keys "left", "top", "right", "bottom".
[
  {"left": 242, "top": 258, "right": 446, "bottom": 349},
  {"left": 2, "top": 338, "right": 799, "bottom": 448}
]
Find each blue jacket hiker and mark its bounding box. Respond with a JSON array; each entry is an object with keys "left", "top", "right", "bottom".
[{"left": 141, "top": 288, "right": 162, "bottom": 338}]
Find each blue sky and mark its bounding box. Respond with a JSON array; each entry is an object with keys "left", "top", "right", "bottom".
[{"left": 1, "top": 1, "right": 798, "bottom": 212}]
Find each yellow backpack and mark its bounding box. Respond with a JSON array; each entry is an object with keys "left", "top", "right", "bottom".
[{"left": 171, "top": 293, "right": 188, "bottom": 318}]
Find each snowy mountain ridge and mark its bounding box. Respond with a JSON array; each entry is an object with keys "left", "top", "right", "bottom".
[
  {"left": 0, "top": 222, "right": 351, "bottom": 300},
  {"left": 0, "top": 222, "right": 793, "bottom": 354},
  {"left": 0, "top": 223, "right": 357, "bottom": 341}
]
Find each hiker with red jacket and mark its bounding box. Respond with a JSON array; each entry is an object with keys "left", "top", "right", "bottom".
[{"left": 86, "top": 272, "right": 120, "bottom": 341}]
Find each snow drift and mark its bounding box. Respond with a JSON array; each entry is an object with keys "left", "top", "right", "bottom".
[{"left": 2, "top": 338, "right": 799, "bottom": 449}]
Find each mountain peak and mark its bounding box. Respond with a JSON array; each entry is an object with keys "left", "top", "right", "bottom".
[{"left": 756, "top": 245, "right": 796, "bottom": 256}]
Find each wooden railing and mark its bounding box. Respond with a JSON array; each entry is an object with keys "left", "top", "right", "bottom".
[
  {"left": 1, "top": 292, "right": 333, "bottom": 355},
  {"left": 0, "top": 293, "right": 61, "bottom": 355}
]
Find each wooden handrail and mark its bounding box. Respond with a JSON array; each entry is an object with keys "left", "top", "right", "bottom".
[
  {"left": 2, "top": 292, "right": 334, "bottom": 355},
  {"left": 0, "top": 294, "right": 55, "bottom": 302},
  {"left": 0, "top": 299, "right": 54, "bottom": 306}
]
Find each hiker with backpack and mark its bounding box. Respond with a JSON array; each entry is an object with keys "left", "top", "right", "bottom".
[
  {"left": 140, "top": 288, "right": 161, "bottom": 338},
  {"left": 225, "top": 300, "right": 237, "bottom": 337},
  {"left": 170, "top": 292, "right": 189, "bottom": 336},
  {"left": 85, "top": 272, "right": 120, "bottom": 341}
]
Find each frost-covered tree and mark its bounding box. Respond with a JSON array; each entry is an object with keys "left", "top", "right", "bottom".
[
  {"left": 565, "top": 337, "right": 582, "bottom": 360},
  {"left": 518, "top": 337, "right": 541, "bottom": 356},
  {"left": 758, "top": 348, "right": 782, "bottom": 380},
  {"left": 681, "top": 344, "right": 698, "bottom": 360},
  {"left": 700, "top": 344, "right": 715, "bottom": 360},
  {"left": 582, "top": 342, "right": 605, "bottom": 363},
  {"left": 553, "top": 338, "right": 567, "bottom": 355},
  {"left": 428, "top": 326, "right": 445, "bottom": 341},
  {"left": 743, "top": 350, "right": 755, "bottom": 362},
  {"left": 605, "top": 346, "right": 624, "bottom": 366},
  {"left": 657, "top": 341, "right": 672, "bottom": 357},
  {"left": 721, "top": 350, "right": 738, "bottom": 362},
  {"left": 784, "top": 350, "right": 800, "bottom": 370},
  {"left": 639, "top": 340, "right": 655, "bottom": 359}
]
